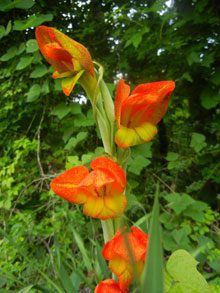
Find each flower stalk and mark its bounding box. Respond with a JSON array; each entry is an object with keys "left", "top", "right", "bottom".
[{"left": 35, "top": 25, "right": 175, "bottom": 292}]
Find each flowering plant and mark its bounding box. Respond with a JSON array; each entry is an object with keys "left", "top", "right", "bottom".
[{"left": 36, "top": 25, "right": 175, "bottom": 291}]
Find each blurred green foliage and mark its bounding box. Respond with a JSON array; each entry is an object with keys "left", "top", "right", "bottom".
[{"left": 0, "top": 0, "right": 219, "bottom": 291}]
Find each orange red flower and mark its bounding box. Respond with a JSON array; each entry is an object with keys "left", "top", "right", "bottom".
[
  {"left": 50, "top": 157, "right": 126, "bottom": 220},
  {"left": 114, "top": 80, "right": 175, "bottom": 148},
  {"left": 102, "top": 226, "right": 149, "bottom": 290},
  {"left": 35, "top": 25, "right": 96, "bottom": 97},
  {"left": 95, "top": 279, "right": 128, "bottom": 293}
]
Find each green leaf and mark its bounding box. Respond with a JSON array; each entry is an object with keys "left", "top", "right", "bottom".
[
  {"left": 16, "top": 56, "right": 33, "bottom": 70},
  {"left": 70, "top": 103, "right": 82, "bottom": 115},
  {"left": 41, "top": 80, "right": 50, "bottom": 95},
  {"left": 166, "top": 193, "right": 194, "bottom": 215},
  {"left": 0, "top": 0, "right": 35, "bottom": 11},
  {"left": 166, "top": 152, "right": 179, "bottom": 161},
  {"left": 200, "top": 87, "right": 220, "bottom": 109},
  {"left": 131, "top": 143, "right": 152, "bottom": 159},
  {"left": 26, "top": 84, "right": 41, "bottom": 102},
  {"left": 190, "top": 132, "right": 207, "bottom": 153},
  {"left": 128, "top": 155, "right": 151, "bottom": 175},
  {"left": 54, "top": 79, "right": 62, "bottom": 92},
  {"left": 51, "top": 103, "right": 72, "bottom": 120},
  {"left": 0, "top": 21, "right": 11, "bottom": 39},
  {"left": 13, "top": 14, "right": 53, "bottom": 31},
  {"left": 62, "top": 128, "right": 74, "bottom": 143},
  {"left": 57, "top": 262, "right": 75, "bottom": 292},
  {"left": 209, "top": 284, "right": 220, "bottom": 293},
  {"left": 74, "top": 113, "right": 95, "bottom": 127},
  {"left": 39, "top": 271, "right": 63, "bottom": 293},
  {"left": 0, "top": 46, "right": 17, "bottom": 61},
  {"left": 171, "top": 229, "right": 190, "bottom": 248},
  {"left": 70, "top": 271, "right": 81, "bottom": 292},
  {"left": 26, "top": 39, "right": 39, "bottom": 53},
  {"left": 183, "top": 201, "right": 208, "bottom": 222},
  {"left": 181, "top": 72, "right": 193, "bottom": 82},
  {"left": 66, "top": 156, "right": 81, "bottom": 169},
  {"left": 124, "top": 27, "right": 149, "bottom": 49},
  {"left": 81, "top": 153, "right": 93, "bottom": 165},
  {"left": 30, "top": 64, "right": 48, "bottom": 78},
  {"left": 187, "top": 51, "right": 200, "bottom": 66},
  {"left": 64, "top": 132, "right": 88, "bottom": 150},
  {"left": 125, "top": 33, "right": 142, "bottom": 49},
  {"left": 210, "top": 68, "right": 220, "bottom": 85},
  {"left": 17, "top": 43, "right": 25, "bottom": 55},
  {"left": 18, "top": 285, "right": 34, "bottom": 293},
  {"left": 166, "top": 249, "right": 210, "bottom": 293},
  {"left": 96, "top": 244, "right": 109, "bottom": 279},
  {"left": 142, "top": 185, "right": 164, "bottom": 293}
]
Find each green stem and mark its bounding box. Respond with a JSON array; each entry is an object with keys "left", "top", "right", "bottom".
[
  {"left": 101, "top": 219, "right": 114, "bottom": 243},
  {"left": 113, "top": 216, "right": 124, "bottom": 232}
]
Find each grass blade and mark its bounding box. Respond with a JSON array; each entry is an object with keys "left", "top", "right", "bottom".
[
  {"left": 141, "top": 183, "right": 164, "bottom": 293},
  {"left": 72, "top": 228, "right": 92, "bottom": 272}
]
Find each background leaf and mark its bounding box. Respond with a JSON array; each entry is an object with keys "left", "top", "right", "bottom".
[
  {"left": 0, "top": 0, "right": 35, "bottom": 11},
  {"left": 166, "top": 249, "right": 210, "bottom": 293},
  {"left": 13, "top": 14, "right": 53, "bottom": 31},
  {"left": 26, "top": 84, "right": 41, "bottom": 102},
  {"left": 190, "top": 132, "right": 207, "bottom": 153}
]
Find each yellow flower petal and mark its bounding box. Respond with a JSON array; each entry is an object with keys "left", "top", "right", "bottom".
[
  {"left": 52, "top": 70, "right": 73, "bottom": 79},
  {"left": 95, "top": 192, "right": 126, "bottom": 220},
  {"left": 104, "top": 192, "right": 126, "bottom": 216},
  {"left": 61, "top": 70, "right": 84, "bottom": 96},
  {"left": 83, "top": 196, "right": 104, "bottom": 218},
  {"left": 115, "top": 126, "right": 143, "bottom": 148},
  {"left": 134, "top": 122, "right": 158, "bottom": 142},
  {"left": 109, "top": 258, "right": 132, "bottom": 289},
  {"left": 53, "top": 29, "right": 95, "bottom": 76}
]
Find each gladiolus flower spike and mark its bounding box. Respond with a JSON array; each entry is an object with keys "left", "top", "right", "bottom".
[
  {"left": 50, "top": 157, "right": 126, "bottom": 220},
  {"left": 115, "top": 80, "right": 175, "bottom": 148},
  {"left": 35, "top": 25, "right": 97, "bottom": 97},
  {"left": 95, "top": 279, "right": 128, "bottom": 293},
  {"left": 102, "top": 226, "right": 149, "bottom": 290}
]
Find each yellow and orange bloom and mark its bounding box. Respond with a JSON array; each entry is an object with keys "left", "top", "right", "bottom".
[
  {"left": 50, "top": 157, "right": 126, "bottom": 220},
  {"left": 95, "top": 279, "right": 128, "bottom": 293},
  {"left": 35, "top": 25, "right": 97, "bottom": 97},
  {"left": 102, "top": 226, "right": 149, "bottom": 290},
  {"left": 114, "top": 80, "right": 175, "bottom": 148}
]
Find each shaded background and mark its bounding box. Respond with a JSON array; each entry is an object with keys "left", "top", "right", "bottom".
[{"left": 0, "top": 0, "right": 219, "bottom": 291}]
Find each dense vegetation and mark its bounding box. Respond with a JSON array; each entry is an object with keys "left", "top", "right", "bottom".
[{"left": 0, "top": 0, "right": 219, "bottom": 291}]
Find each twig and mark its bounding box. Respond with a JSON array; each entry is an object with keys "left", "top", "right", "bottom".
[
  {"left": 26, "top": 112, "right": 37, "bottom": 135},
  {"left": 9, "top": 175, "right": 53, "bottom": 218},
  {"left": 150, "top": 171, "right": 176, "bottom": 193},
  {"left": 37, "top": 106, "right": 46, "bottom": 178},
  {"left": 42, "top": 238, "right": 57, "bottom": 277}
]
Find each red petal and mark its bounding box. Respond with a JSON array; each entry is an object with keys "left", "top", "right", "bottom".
[
  {"left": 80, "top": 169, "right": 114, "bottom": 188},
  {"left": 102, "top": 227, "right": 148, "bottom": 262},
  {"left": 35, "top": 26, "right": 57, "bottom": 50},
  {"left": 50, "top": 166, "right": 89, "bottom": 203},
  {"left": 115, "top": 80, "right": 130, "bottom": 128},
  {"left": 95, "top": 279, "right": 127, "bottom": 293},
  {"left": 131, "top": 80, "right": 175, "bottom": 96},
  {"left": 90, "top": 157, "right": 126, "bottom": 192},
  {"left": 36, "top": 25, "right": 95, "bottom": 77},
  {"left": 43, "top": 43, "right": 73, "bottom": 63}
]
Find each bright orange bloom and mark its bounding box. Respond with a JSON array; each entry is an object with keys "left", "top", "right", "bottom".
[
  {"left": 114, "top": 80, "right": 175, "bottom": 148},
  {"left": 50, "top": 157, "right": 126, "bottom": 220},
  {"left": 95, "top": 279, "right": 128, "bottom": 293},
  {"left": 35, "top": 25, "right": 96, "bottom": 97},
  {"left": 102, "top": 226, "right": 149, "bottom": 290}
]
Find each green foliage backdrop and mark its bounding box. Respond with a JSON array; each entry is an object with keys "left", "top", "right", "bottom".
[{"left": 0, "top": 0, "right": 219, "bottom": 291}]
